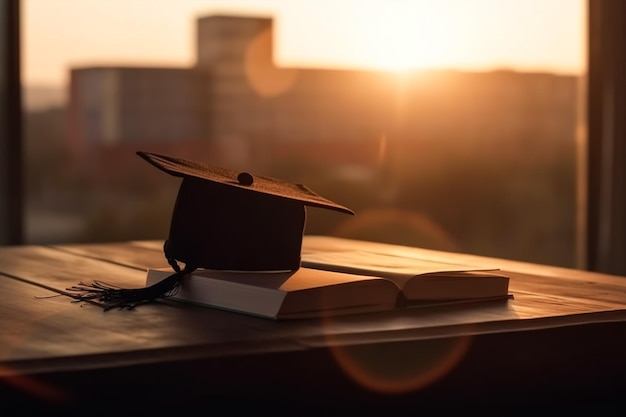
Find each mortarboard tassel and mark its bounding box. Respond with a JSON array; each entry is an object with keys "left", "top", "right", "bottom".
[{"left": 66, "top": 259, "right": 196, "bottom": 311}]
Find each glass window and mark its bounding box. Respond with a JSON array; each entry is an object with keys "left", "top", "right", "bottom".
[{"left": 22, "top": 0, "right": 586, "bottom": 268}]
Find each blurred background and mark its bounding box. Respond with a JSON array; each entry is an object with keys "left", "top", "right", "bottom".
[{"left": 21, "top": 0, "right": 585, "bottom": 268}]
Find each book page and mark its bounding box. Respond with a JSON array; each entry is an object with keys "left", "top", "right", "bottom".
[{"left": 302, "top": 250, "right": 497, "bottom": 287}]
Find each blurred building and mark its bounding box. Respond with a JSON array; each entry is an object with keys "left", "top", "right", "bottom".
[
  {"left": 67, "top": 16, "right": 395, "bottom": 158},
  {"left": 67, "top": 14, "right": 577, "bottom": 169},
  {"left": 68, "top": 67, "right": 209, "bottom": 150}
]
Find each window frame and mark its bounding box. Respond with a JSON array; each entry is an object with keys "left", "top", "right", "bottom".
[
  {"left": 585, "top": 0, "right": 626, "bottom": 274},
  {"left": 0, "top": 0, "right": 23, "bottom": 245}
]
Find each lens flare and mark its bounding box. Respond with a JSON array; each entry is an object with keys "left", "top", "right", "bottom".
[
  {"left": 327, "top": 334, "right": 472, "bottom": 394},
  {"left": 0, "top": 364, "right": 70, "bottom": 404},
  {"left": 245, "top": 28, "right": 298, "bottom": 97}
]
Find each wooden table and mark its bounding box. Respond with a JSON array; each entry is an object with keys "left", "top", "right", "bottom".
[{"left": 2, "top": 236, "right": 626, "bottom": 415}]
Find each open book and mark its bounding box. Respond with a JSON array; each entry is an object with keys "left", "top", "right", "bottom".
[
  {"left": 145, "top": 251, "right": 510, "bottom": 319},
  {"left": 301, "top": 250, "right": 509, "bottom": 301}
]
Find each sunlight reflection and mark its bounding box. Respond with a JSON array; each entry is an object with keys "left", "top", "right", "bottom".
[{"left": 377, "top": 134, "right": 388, "bottom": 170}]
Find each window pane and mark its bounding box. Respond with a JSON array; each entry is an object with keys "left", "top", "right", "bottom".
[{"left": 23, "top": 0, "right": 586, "bottom": 268}]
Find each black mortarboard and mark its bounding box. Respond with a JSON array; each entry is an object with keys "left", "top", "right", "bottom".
[{"left": 68, "top": 151, "right": 353, "bottom": 310}]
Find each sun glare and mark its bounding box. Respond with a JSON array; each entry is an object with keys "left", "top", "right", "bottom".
[
  {"left": 359, "top": 3, "right": 456, "bottom": 71},
  {"left": 278, "top": 0, "right": 584, "bottom": 75}
]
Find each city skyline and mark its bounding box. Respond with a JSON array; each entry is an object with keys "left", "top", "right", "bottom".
[{"left": 23, "top": 0, "right": 585, "bottom": 89}]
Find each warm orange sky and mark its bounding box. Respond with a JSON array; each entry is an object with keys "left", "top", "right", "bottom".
[{"left": 23, "top": 0, "right": 586, "bottom": 88}]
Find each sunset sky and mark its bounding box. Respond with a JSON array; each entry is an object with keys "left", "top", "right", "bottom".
[{"left": 22, "top": 0, "right": 585, "bottom": 88}]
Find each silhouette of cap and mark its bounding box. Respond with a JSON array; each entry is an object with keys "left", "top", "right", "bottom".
[{"left": 137, "top": 151, "right": 354, "bottom": 271}]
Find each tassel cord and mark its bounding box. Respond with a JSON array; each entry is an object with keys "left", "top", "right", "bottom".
[{"left": 67, "top": 264, "right": 196, "bottom": 311}]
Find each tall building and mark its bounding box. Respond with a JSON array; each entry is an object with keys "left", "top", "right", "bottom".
[{"left": 195, "top": 15, "right": 394, "bottom": 144}]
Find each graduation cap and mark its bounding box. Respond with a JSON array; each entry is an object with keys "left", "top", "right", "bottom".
[{"left": 67, "top": 151, "right": 354, "bottom": 310}]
